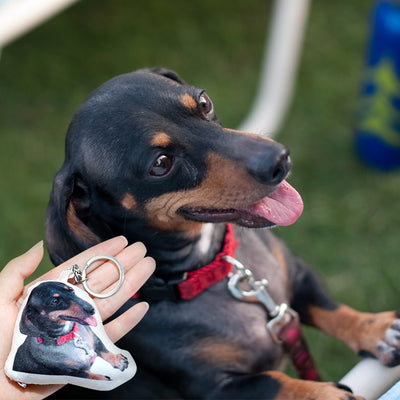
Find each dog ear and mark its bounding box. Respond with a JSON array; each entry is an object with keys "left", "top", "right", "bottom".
[
  {"left": 46, "top": 166, "right": 100, "bottom": 266},
  {"left": 148, "top": 67, "right": 187, "bottom": 85},
  {"left": 19, "top": 306, "right": 41, "bottom": 337}
]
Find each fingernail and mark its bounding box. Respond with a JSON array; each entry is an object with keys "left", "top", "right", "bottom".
[
  {"left": 119, "top": 236, "right": 128, "bottom": 246},
  {"left": 26, "top": 240, "right": 44, "bottom": 254}
]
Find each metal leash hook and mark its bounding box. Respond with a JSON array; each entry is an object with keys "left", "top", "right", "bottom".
[
  {"left": 224, "top": 255, "right": 296, "bottom": 341},
  {"left": 225, "top": 255, "right": 278, "bottom": 315},
  {"left": 223, "top": 255, "right": 321, "bottom": 381}
]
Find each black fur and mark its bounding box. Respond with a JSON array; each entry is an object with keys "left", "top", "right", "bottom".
[
  {"left": 14, "top": 281, "right": 128, "bottom": 379},
  {"left": 46, "top": 69, "right": 399, "bottom": 399}
]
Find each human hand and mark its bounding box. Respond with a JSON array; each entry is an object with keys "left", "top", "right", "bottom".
[{"left": 0, "top": 236, "right": 155, "bottom": 399}]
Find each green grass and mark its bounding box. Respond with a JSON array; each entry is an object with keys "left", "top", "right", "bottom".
[{"left": 1, "top": 0, "right": 399, "bottom": 383}]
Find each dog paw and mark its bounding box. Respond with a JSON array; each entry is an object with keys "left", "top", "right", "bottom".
[
  {"left": 376, "top": 319, "right": 400, "bottom": 367},
  {"left": 312, "top": 382, "right": 365, "bottom": 400},
  {"left": 268, "top": 372, "right": 365, "bottom": 400},
  {"left": 356, "top": 311, "right": 400, "bottom": 367},
  {"left": 102, "top": 351, "right": 129, "bottom": 371},
  {"left": 114, "top": 354, "right": 129, "bottom": 371}
]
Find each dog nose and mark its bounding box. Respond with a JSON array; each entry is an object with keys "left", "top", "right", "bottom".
[{"left": 248, "top": 146, "right": 291, "bottom": 186}]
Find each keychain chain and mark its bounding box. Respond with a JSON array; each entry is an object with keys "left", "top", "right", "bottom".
[
  {"left": 69, "top": 264, "right": 85, "bottom": 284},
  {"left": 61, "top": 255, "right": 125, "bottom": 299}
]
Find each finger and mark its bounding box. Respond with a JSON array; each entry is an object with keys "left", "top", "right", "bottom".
[
  {"left": 29, "top": 236, "right": 129, "bottom": 287},
  {"left": 81, "top": 242, "right": 148, "bottom": 296},
  {"left": 104, "top": 301, "right": 149, "bottom": 343},
  {"left": 0, "top": 241, "right": 44, "bottom": 304},
  {"left": 95, "top": 256, "right": 155, "bottom": 321}
]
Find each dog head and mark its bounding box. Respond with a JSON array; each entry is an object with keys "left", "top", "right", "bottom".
[
  {"left": 20, "top": 281, "right": 97, "bottom": 337},
  {"left": 46, "top": 68, "right": 303, "bottom": 264}
]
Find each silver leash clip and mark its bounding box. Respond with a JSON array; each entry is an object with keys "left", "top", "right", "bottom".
[
  {"left": 266, "top": 303, "right": 298, "bottom": 343},
  {"left": 224, "top": 255, "right": 279, "bottom": 316},
  {"left": 224, "top": 255, "right": 298, "bottom": 343}
]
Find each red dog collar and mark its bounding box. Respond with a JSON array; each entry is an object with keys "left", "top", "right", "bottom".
[
  {"left": 178, "top": 224, "right": 238, "bottom": 300},
  {"left": 37, "top": 322, "right": 79, "bottom": 345},
  {"left": 134, "top": 224, "right": 238, "bottom": 301}
]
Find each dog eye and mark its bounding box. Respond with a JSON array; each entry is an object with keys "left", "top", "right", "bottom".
[
  {"left": 50, "top": 297, "right": 60, "bottom": 305},
  {"left": 150, "top": 154, "right": 173, "bottom": 176},
  {"left": 199, "top": 92, "right": 213, "bottom": 119}
]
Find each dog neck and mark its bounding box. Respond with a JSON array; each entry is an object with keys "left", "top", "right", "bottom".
[
  {"left": 144, "top": 223, "right": 228, "bottom": 279},
  {"left": 36, "top": 320, "right": 77, "bottom": 344},
  {"left": 134, "top": 223, "right": 237, "bottom": 301}
]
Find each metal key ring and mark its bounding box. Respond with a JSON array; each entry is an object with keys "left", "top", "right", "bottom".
[{"left": 81, "top": 255, "right": 124, "bottom": 299}]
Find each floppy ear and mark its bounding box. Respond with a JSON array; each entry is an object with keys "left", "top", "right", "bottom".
[
  {"left": 46, "top": 165, "right": 101, "bottom": 266},
  {"left": 148, "top": 67, "right": 187, "bottom": 85},
  {"left": 19, "top": 305, "right": 41, "bottom": 337}
]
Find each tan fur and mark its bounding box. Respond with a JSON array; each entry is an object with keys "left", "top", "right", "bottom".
[
  {"left": 266, "top": 371, "right": 364, "bottom": 400},
  {"left": 48, "top": 301, "right": 87, "bottom": 323},
  {"left": 150, "top": 132, "right": 171, "bottom": 148},
  {"left": 144, "top": 152, "right": 273, "bottom": 232},
  {"left": 100, "top": 351, "right": 124, "bottom": 368},
  {"left": 309, "top": 304, "right": 396, "bottom": 355},
  {"left": 67, "top": 202, "right": 100, "bottom": 244},
  {"left": 122, "top": 193, "right": 138, "bottom": 210},
  {"left": 194, "top": 338, "right": 248, "bottom": 367},
  {"left": 180, "top": 93, "right": 197, "bottom": 110}
]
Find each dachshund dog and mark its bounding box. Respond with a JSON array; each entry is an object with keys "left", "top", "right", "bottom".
[
  {"left": 46, "top": 68, "right": 400, "bottom": 399},
  {"left": 13, "top": 281, "right": 129, "bottom": 380}
]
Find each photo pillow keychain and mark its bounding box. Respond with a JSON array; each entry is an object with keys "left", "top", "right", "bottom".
[{"left": 5, "top": 255, "right": 136, "bottom": 391}]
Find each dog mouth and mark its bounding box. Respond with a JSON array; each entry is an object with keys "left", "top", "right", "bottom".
[
  {"left": 62, "top": 315, "right": 98, "bottom": 327},
  {"left": 178, "top": 180, "right": 303, "bottom": 228}
]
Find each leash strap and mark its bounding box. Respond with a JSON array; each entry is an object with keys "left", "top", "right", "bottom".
[
  {"left": 224, "top": 255, "right": 321, "bottom": 381},
  {"left": 278, "top": 316, "right": 321, "bottom": 381}
]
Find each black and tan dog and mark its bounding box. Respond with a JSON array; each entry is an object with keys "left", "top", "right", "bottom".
[
  {"left": 46, "top": 68, "right": 400, "bottom": 399},
  {"left": 14, "top": 281, "right": 128, "bottom": 380}
]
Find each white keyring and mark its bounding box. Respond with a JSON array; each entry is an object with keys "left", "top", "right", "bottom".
[{"left": 81, "top": 255, "right": 124, "bottom": 299}]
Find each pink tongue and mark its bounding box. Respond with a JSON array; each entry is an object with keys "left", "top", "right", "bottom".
[
  {"left": 245, "top": 180, "right": 304, "bottom": 226},
  {"left": 84, "top": 315, "right": 98, "bottom": 327}
]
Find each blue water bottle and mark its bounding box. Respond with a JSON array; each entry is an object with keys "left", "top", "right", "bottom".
[{"left": 354, "top": 0, "right": 400, "bottom": 170}]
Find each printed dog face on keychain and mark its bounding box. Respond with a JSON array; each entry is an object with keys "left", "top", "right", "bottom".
[{"left": 5, "top": 280, "right": 136, "bottom": 391}]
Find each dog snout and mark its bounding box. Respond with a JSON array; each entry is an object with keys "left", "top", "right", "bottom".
[
  {"left": 248, "top": 146, "right": 291, "bottom": 186},
  {"left": 75, "top": 297, "right": 95, "bottom": 316},
  {"left": 85, "top": 304, "right": 95, "bottom": 315}
]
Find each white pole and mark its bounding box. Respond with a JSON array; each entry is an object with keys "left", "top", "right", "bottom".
[
  {"left": 340, "top": 359, "right": 400, "bottom": 400},
  {"left": 239, "top": 0, "right": 311, "bottom": 137},
  {"left": 0, "top": 0, "right": 79, "bottom": 48}
]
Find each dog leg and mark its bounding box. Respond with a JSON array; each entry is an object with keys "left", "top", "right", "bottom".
[
  {"left": 93, "top": 332, "right": 129, "bottom": 371},
  {"left": 308, "top": 305, "right": 400, "bottom": 367},
  {"left": 84, "top": 371, "right": 111, "bottom": 380},
  {"left": 100, "top": 351, "right": 129, "bottom": 371},
  {"left": 208, "top": 371, "right": 364, "bottom": 400},
  {"left": 290, "top": 258, "right": 400, "bottom": 367}
]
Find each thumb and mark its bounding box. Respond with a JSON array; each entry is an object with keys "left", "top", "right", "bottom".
[{"left": 0, "top": 241, "right": 44, "bottom": 304}]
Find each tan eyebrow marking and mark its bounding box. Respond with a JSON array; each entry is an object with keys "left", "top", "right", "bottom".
[
  {"left": 150, "top": 132, "right": 171, "bottom": 148},
  {"left": 122, "top": 193, "right": 137, "bottom": 210},
  {"left": 180, "top": 93, "right": 197, "bottom": 110}
]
